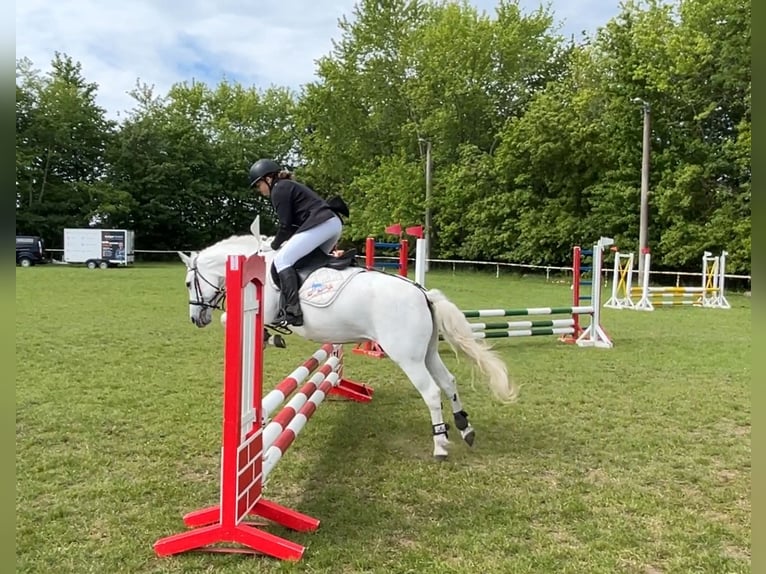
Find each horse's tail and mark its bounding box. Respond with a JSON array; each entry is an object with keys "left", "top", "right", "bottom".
[{"left": 426, "top": 289, "right": 519, "bottom": 404}]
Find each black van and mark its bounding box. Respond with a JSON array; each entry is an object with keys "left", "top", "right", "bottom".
[{"left": 16, "top": 235, "right": 48, "bottom": 267}]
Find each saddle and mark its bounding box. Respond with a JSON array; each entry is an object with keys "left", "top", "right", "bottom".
[{"left": 270, "top": 248, "right": 359, "bottom": 290}]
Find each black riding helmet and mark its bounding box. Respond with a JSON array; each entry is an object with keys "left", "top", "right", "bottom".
[{"left": 248, "top": 158, "right": 281, "bottom": 188}]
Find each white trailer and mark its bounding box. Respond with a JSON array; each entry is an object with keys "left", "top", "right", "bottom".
[{"left": 63, "top": 228, "right": 135, "bottom": 269}]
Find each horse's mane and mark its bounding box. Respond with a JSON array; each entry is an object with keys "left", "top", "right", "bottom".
[{"left": 196, "top": 233, "right": 273, "bottom": 263}]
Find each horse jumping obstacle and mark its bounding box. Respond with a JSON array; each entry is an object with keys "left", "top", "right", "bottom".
[
  {"left": 604, "top": 248, "right": 730, "bottom": 311},
  {"left": 154, "top": 254, "right": 373, "bottom": 561},
  {"left": 354, "top": 224, "right": 426, "bottom": 358},
  {"left": 363, "top": 230, "right": 409, "bottom": 276},
  {"left": 603, "top": 250, "right": 636, "bottom": 309},
  {"left": 461, "top": 237, "right": 614, "bottom": 348}
]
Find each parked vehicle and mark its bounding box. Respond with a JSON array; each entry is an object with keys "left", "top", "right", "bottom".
[
  {"left": 16, "top": 235, "right": 48, "bottom": 267},
  {"left": 63, "top": 228, "right": 135, "bottom": 269}
]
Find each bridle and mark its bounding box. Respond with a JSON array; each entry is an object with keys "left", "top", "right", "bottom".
[
  {"left": 184, "top": 245, "right": 290, "bottom": 339},
  {"left": 188, "top": 265, "right": 226, "bottom": 311}
]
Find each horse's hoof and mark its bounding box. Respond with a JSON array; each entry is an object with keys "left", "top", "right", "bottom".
[
  {"left": 462, "top": 429, "right": 476, "bottom": 447},
  {"left": 434, "top": 454, "right": 448, "bottom": 462}
]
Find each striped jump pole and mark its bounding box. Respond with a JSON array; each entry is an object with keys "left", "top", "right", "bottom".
[
  {"left": 261, "top": 355, "right": 342, "bottom": 481},
  {"left": 154, "top": 253, "right": 373, "bottom": 563},
  {"left": 470, "top": 318, "right": 576, "bottom": 339},
  {"left": 460, "top": 306, "right": 600, "bottom": 344},
  {"left": 459, "top": 237, "right": 614, "bottom": 349},
  {"left": 463, "top": 306, "right": 594, "bottom": 317}
]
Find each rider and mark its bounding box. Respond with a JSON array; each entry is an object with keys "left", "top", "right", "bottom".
[{"left": 248, "top": 158, "right": 344, "bottom": 327}]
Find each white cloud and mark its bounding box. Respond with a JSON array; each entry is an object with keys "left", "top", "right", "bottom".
[{"left": 16, "top": 0, "right": 621, "bottom": 119}]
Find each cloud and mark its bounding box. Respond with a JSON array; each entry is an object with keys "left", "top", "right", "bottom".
[{"left": 16, "top": 0, "right": 621, "bottom": 119}]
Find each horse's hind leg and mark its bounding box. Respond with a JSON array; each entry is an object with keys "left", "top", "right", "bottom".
[
  {"left": 379, "top": 346, "right": 451, "bottom": 460},
  {"left": 425, "top": 339, "right": 476, "bottom": 447}
]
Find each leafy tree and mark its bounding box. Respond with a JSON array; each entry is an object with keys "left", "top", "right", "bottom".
[
  {"left": 14, "top": 0, "right": 750, "bottom": 275},
  {"left": 108, "top": 80, "right": 299, "bottom": 250},
  {"left": 297, "top": 0, "right": 565, "bottom": 250},
  {"left": 590, "top": 0, "right": 750, "bottom": 273},
  {"left": 16, "top": 53, "right": 117, "bottom": 246}
]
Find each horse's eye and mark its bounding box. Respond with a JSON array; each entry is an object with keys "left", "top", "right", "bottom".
[{"left": 185, "top": 281, "right": 191, "bottom": 288}]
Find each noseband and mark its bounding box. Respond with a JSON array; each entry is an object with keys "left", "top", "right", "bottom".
[{"left": 189, "top": 266, "right": 226, "bottom": 311}]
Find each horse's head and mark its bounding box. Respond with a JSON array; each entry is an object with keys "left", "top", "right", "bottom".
[
  {"left": 177, "top": 250, "right": 227, "bottom": 328},
  {"left": 178, "top": 218, "right": 270, "bottom": 328}
]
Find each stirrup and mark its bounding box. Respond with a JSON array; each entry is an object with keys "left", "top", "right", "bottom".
[
  {"left": 267, "top": 323, "right": 293, "bottom": 336},
  {"left": 263, "top": 328, "right": 287, "bottom": 348}
]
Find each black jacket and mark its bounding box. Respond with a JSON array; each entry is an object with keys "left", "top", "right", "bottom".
[{"left": 270, "top": 179, "right": 338, "bottom": 250}]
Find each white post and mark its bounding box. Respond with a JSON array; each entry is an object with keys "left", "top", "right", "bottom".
[
  {"left": 576, "top": 236, "right": 614, "bottom": 348},
  {"left": 623, "top": 253, "right": 635, "bottom": 307},
  {"left": 716, "top": 251, "right": 731, "bottom": 309},
  {"left": 701, "top": 251, "right": 711, "bottom": 293},
  {"left": 424, "top": 140, "right": 432, "bottom": 273},
  {"left": 700, "top": 251, "right": 715, "bottom": 307},
  {"left": 414, "top": 238, "right": 427, "bottom": 287},
  {"left": 633, "top": 251, "right": 654, "bottom": 311},
  {"left": 603, "top": 252, "right": 622, "bottom": 308}
]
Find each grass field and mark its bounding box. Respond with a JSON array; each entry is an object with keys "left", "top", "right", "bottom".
[{"left": 16, "top": 263, "right": 751, "bottom": 574}]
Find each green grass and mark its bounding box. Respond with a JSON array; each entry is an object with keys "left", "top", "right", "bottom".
[{"left": 16, "top": 264, "right": 750, "bottom": 574}]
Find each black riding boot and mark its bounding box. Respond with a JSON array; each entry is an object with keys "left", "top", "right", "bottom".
[{"left": 276, "top": 267, "right": 303, "bottom": 327}]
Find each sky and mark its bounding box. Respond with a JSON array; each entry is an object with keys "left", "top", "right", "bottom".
[{"left": 16, "top": 0, "right": 622, "bottom": 119}]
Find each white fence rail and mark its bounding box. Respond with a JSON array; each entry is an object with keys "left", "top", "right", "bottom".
[
  {"left": 428, "top": 256, "right": 752, "bottom": 284},
  {"left": 43, "top": 248, "right": 752, "bottom": 284}
]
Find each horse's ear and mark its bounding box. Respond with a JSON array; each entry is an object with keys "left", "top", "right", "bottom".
[
  {"left": 177, "top": 251, "right": 192, "bottom": 268},
  {"left": 250, "top": 216, "right": 260, "bottom": 238}
]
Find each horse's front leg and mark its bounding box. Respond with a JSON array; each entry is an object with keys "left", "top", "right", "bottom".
[{"left": 221, "top": 313, "right": 286, "bottom": 348}]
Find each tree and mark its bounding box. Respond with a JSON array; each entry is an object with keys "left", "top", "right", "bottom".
[
  {"left": 109, "top": 79, "right": 299, "bottom": 250},
  {"left": 590, "top": 0, "right": 751, "bottom": 273},
  {"left": 14, "top": 0, "right": 750, "bottom": 275},
  {"left": 16, "top": 53, "right": 117, "bottom": 246},
  {"left": 296, "top": 0, "right": 565, "bottom": 251}
]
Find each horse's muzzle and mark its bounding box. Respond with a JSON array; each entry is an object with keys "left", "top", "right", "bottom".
[{"left": 191, "top": 312, "right": 211, "bottom": 328}]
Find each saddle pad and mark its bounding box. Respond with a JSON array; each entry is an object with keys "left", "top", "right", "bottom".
[{"left": 299, "top": 267, "right": 366, "bottom": 308}]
